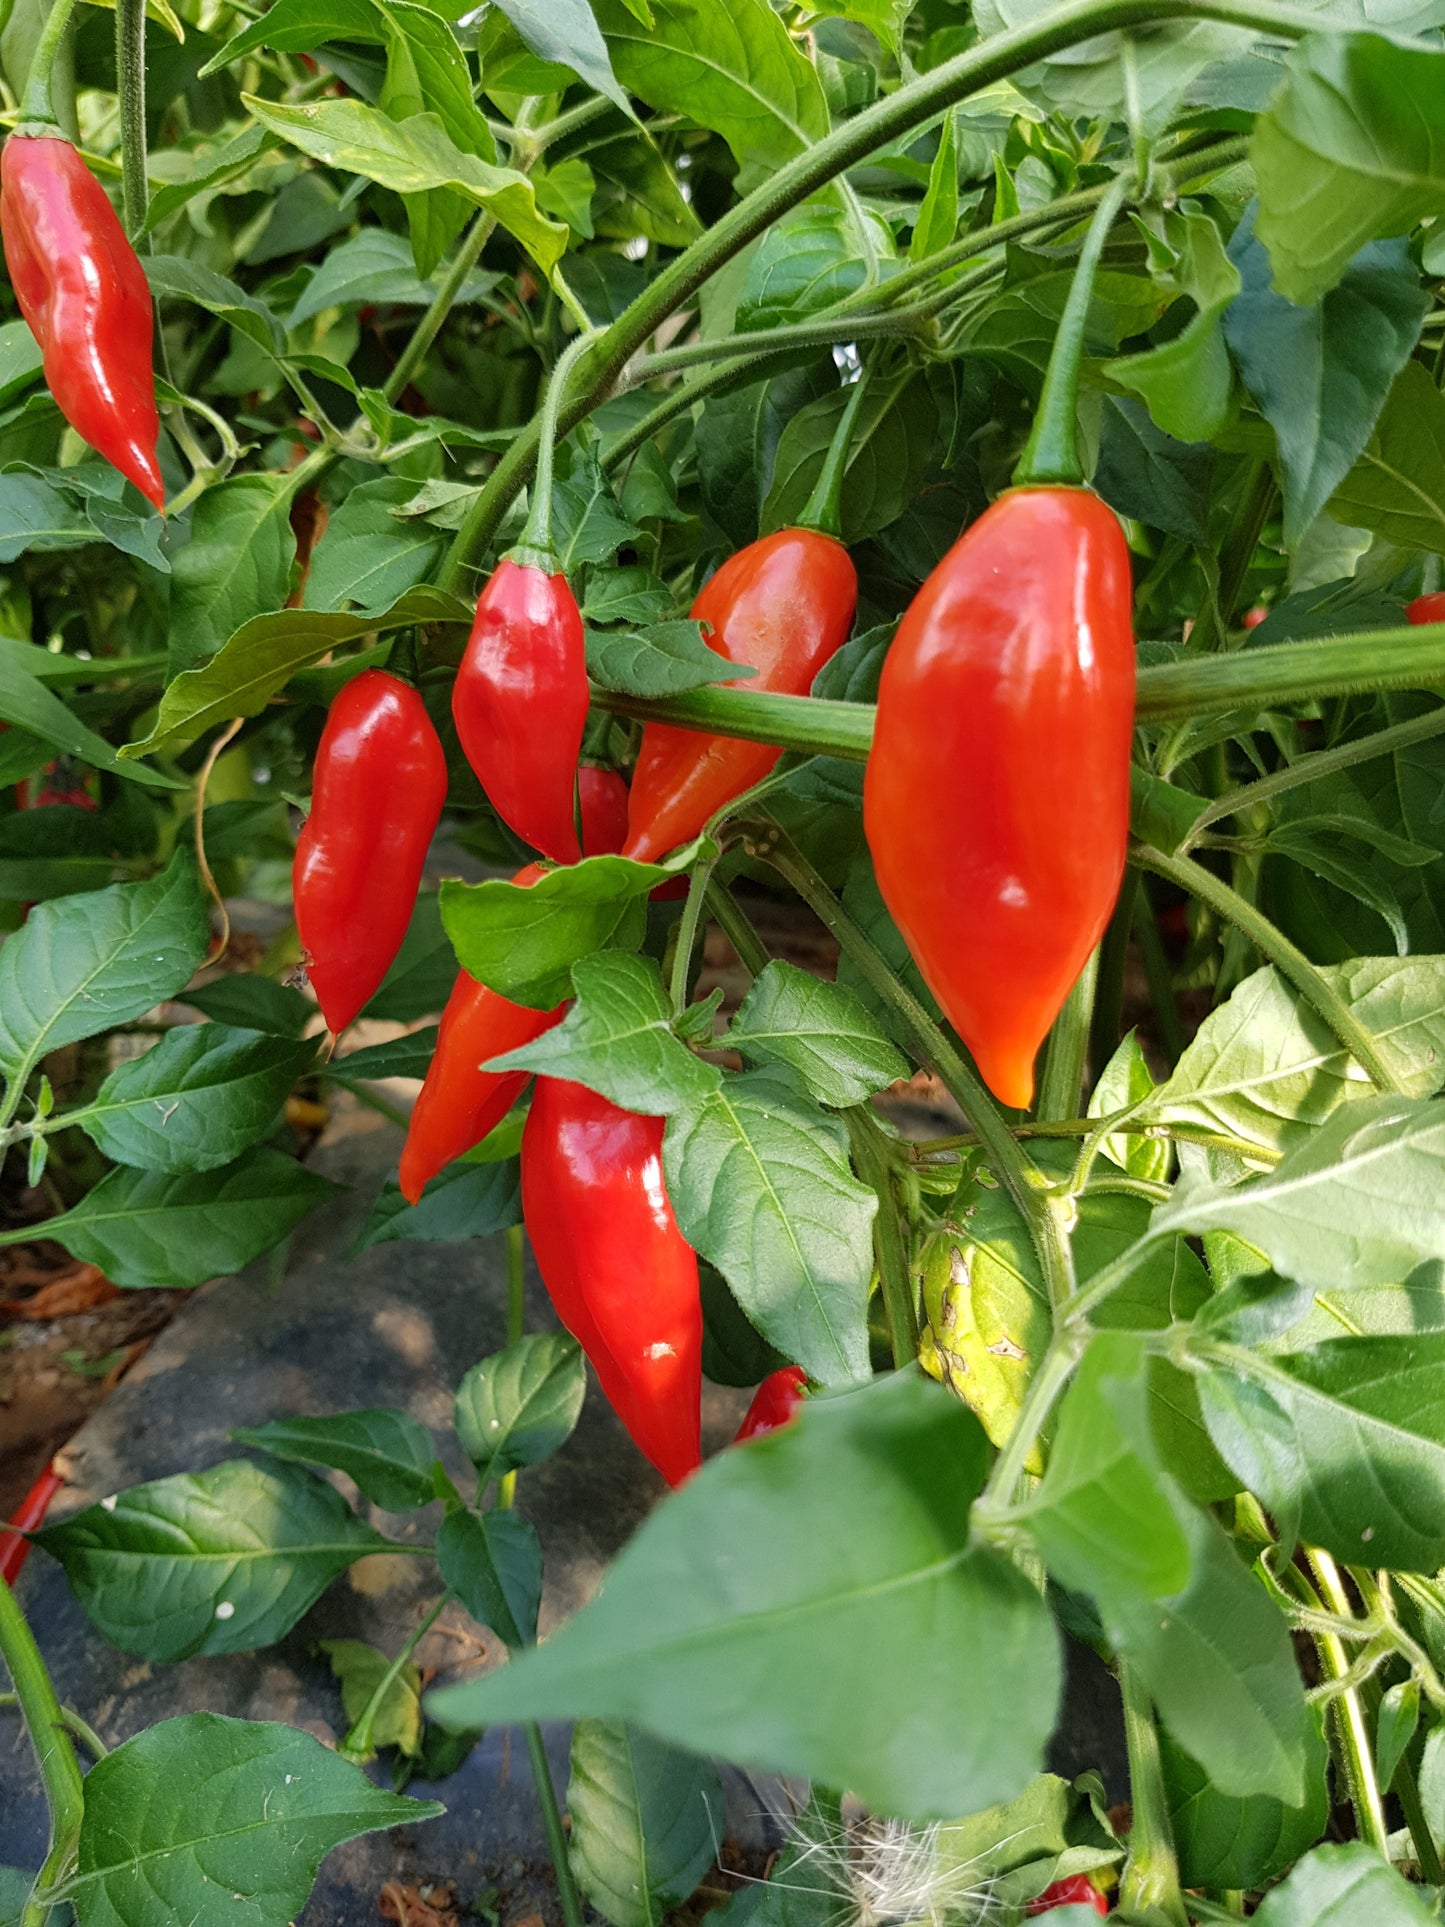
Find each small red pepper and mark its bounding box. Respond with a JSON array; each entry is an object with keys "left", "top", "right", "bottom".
[
  {"left": 522, "top": 1077, "right": 702, "bottom": 1487},
  {"left": 577, "top": 764, "right": 629, "bottom": 861},
  {"left": 734, "top": 1365, "right": 808, "bottom": 1444},
  {"left": 1408, "top": 592, "right": 1445, "bottom": 625},
  {"left": 1026, "top": 1875, "right": 1108, "bottom": 1916},
  {"left": 294, "top": 669, "right": 448, "bottom": 1034},
  {"left": 453, "top": 559, "right": 589, "bottom": 865},
  {"left": 622, "top": 529, "right": 858, "bottom": 862},
  {"left": 1, "top": 135, "right": 163, "bottom": 508},
  {"left": 0, "top": 1461, "right": 64, "bottom": 1585}
]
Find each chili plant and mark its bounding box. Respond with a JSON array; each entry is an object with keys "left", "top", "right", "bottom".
[{"left": 4, "top": 0, "right": 1445, "bottom": 1923}]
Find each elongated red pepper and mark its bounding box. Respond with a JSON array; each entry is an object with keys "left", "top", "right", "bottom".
[
  {"left": 0, "top": 1461, "right": 63, "bottom": 1585},
  {"left": 734, "top": 1365, "right": 808, "bottom": 1444},
  {"left": 1408, "top": 593, "right": 1445, "bottom": 625},
  {"left": 866, "top": 490, "right": 1134, "bottom": 1110},
  {"left": 453, "top": 559, "right": 589, "bottom": 864},
  {"left": 522, "top": 1078, "right": 701, "bottom": 1487},
  {"left": 623, "top": 529, "right": 858, "bottom": 862},
  {"left": 294, "top": 669, "right": 447, "bottom": 1034},
  {"left": 1, "top": 135, "right": 163, "bottom": 508},
  {"left": 577, "top": 764, "right": 629, "bottom": 860}
]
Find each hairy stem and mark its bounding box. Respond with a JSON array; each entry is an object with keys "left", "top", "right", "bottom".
[
  {"left": 113, "top": 0, "right": 148, "bottom": 238},
  {"left": 1118, "top": 1666, "right": 1189, "bottom": 1927},
  {"left": 0, "top": 1574, "right": 84, "bottom": 1922},
  {"left": 846, "top": 1108, "right": 920, "bottom": 1366}
]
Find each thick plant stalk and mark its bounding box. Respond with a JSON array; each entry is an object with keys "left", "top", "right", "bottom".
[{"left": 0, "top": 1573, "right": 84, "bottom": 1925}]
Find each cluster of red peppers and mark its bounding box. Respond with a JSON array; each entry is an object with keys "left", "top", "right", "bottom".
[{"left": 0, "top": 16, "right": 164, "bottom": 510}]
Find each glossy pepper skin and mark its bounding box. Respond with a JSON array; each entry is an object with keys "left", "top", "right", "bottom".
[
  {"left": 623, "top": 528, "right": 858, "bottom": 861},
  {"left": 1, "top": 136, "right": 163, "bottom": 509},
  {"left": 522, "top": 1078, "right": 702, "bottom": 1487},
  {"left": 1408, "top": 592, "right": 1445, "bottom": 625},
  {"left": 294, "top": 670, "right": 447, "bottom": 1034},
  {"left": 0, "top": 1461, "right": 63, "bottom": 1585},
  {"left": 865, "top": 489, "right": 1135, "bottom": 1111},
  {"left": 398, "top": 782, "right": 629, "bottom": 1205},
  {"left": 1026, "top": 1875, "right": 1108, "bottom": 1916},
  {"left": 734, "top": 1365, "right": 808, "bottom": 1444},
  {"left": 453, "top": 558, "right": 589, "bottom": 864}
]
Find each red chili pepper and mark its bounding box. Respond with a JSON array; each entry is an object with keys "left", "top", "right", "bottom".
[
  {"left": 522, "top": 1078, "right": 702, "bottom": 1487},
  {"left": 1241, "top": 604, "right": 1269, "bottom": 629},
  {"left": 577, "top": 765, "right": 629, "bottom": 860},
  {"left": 622, "top": 529, "right": 858, "bottom": 862},
  {"left": 1026, "top": 1875, "right": 1108, "bottom": 1916},
  {"left": 0, "top": 1461, "right": 64, "bottom": 1585},
  {"left": 453, "top": 559, "right": 589, "bottom": 865},
  {"left": 0, "top": 135, "right": 162, "bottom": 509},
  {"left": 1408, "top": 592, "right": 1445, "bottom": 625},
  {"left": 865, "top": 488, "right": 1135, "bottom": 1111},
  {"left": 734, "top": 1365, "right": 808, "bottom": 1444},
  {"left": 294, "top": 669, "right": 447, "bottom": 1035}
]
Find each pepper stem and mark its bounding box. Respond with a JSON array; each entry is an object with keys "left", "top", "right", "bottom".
[
  {"left": 797, "top": 360, "right": 874, "bottom": 540},
  {"left": 511, "top": 325, "right": 602, "bottom": 569},
  {"left": 19, "top": 0, "right": 83, "bottom": 128},
  {"left": 1013, "top": 171, "right": 1131, "bottom": 489}
]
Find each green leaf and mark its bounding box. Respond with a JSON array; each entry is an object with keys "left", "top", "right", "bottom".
[
  {"left": 140, "top": 122, "right": 272, "bottom": 236},
  {"left": 663, "top": 1065, "right": 875, "bottom": 1387},
  {"left": 363, "top": 887, "right": 462, "bottom": 1024},
  {"left": 1093, "top": 396, "right": 1212, "bottom": 544},
  {"left": 592, "top": 0, "right": 829, "bottom": 178},
  {"left": 454, "top": 1331, "right": 587, "bottom": 1481},
  {"left": 1020, "top": 1334, "right": 1194, "bottom": 1602},
  {"left": 290, "top": 225, "right": 498, "bottom": 328},
  {"left": 738, "top": 207, "right": 884, "bottom": 334},
  {"left": 586, "top": 619, "right": 752, "bottom": 698},
  {"left": 0, "top": 636, "right": 182, "bottom": 790},
  {"left": 326, "top": 1026, "right": 440, "bottom": 1084},
  {"left": 976, "top": 0, "right": 1241, "bottom": 129},
  {"left": 1248, "top": 1841, "right": 1437, "bottom": 1926},
  {"left": 429, "top": 1371, "right": 1061, "bottom": 1822},
  {"left": 69, "top": 1714, "right": 440, "bottom": 1921},
  {"left": 1155, "top": 1095, "right": 1445, "bottom": 1290},
  {"left": 491, "top": 0, "right": 634, "bottom": 119},
  {"left": 167, "top": 474, "right": 300, "bottom": 677},
  {"left": 589, "top": 127, "right": 701, "bottom": 250},
  {"left": 36, "top": 1148, "right": 339, "bottom": 1292},
  {"left": 911, "top": 111, "right": 959, "bottom": 263},
  {"left": 146, "top": 254, "right": 287, "bottom": 354},
  {"left": 1112, "top": 212, "right": 1240, "bottom": 444},
  {"left": 762, "top": 370, "right": 936, "bottom": 545},
  {"left": 124, "top": 588, "right": 468, "bottom": 757},
  {"left": 232, "top": 1408, "right": 438, "bottom": 1511},
  {"left": 0, "top": 849, "right": 210, "bottom": 1096},
  {"left": 568, "top": 1721, "right": 724, "bottom": 1927},
  {"left": 184, "top": 974, "right": 313, "bottom": 1037},
  {"left": 487, "top": 952, "right": 719, "bottom": 1114},
  {"left": 0, "top": 469, "right": 94, "bottom": 560},
  {"left": 80, "top": 1024, "right": 318, "bottom": 1172},
  {"left": 204, "top": 0, "right": 382, "bottom": 70},
  {"left": 1329, "top": 358, "right": 1445, "bottom": 554},
  {"left": 319, "top": 1637, "right": 424, "bottom": 1757},
  {"left": 1163, "top": 1712, "right": 1330, "bottom": 1891},
  {"left": 1149, "top": 957, "right": 1445, "bottom": 1155},
  {"left": 1224, "top": 212, "right": 1427, "bottom": 546},
  {"left": 302, "top": 476, "right": 445, "bottom": 613},
  {"left": 440, "top": 854, "right": 679, "bottom": 1010},
  {"left": 551, "top": 445, "right": 641, "bottom": 569},
  {"left": 1253, "top": 33, "right": 1445, "bottom": 305},
  {"left": 1088, "top": 1030, "right": 1169, "bottom": 1183},
  {"left": 356, "top": 1157, "right": 522, "bottom": 1251},
  {"left": 436, "top": 1505, "right": 542, "bottom": 1649},
  {"left": 243, "top": 97, "right": 568, "bottom": 277},
  {"left": 725, "top": 961, "right": 909, "bottom": 1109},
  {"left": 0, "top": 1870, "right": 30, "bottom": 1927},
  {"left": 1193, "top": 1332, "right": 1445, "bottom": 1569},
  {"left": 38, "top": 1459, "right": 386, "bottom": 1660},
  {"left": 1376, "top": 1678, "right": 1420, "bottom": 1791},
  {"left": 699, "top": 1264, "right": 788, "bottom": 1388}
]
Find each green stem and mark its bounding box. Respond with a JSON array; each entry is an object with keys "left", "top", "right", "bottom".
[
  {"left": 514, "top": 325, "right": 601, "bottom": 563},
  {"left": 1090, "top": 870, "right": 1140, "bottom": 1072},
  {"left": 0, "top": 1575, "right": 84, "bottom": 1920},
  {"left": 797, "top": 362, "right": 874, "bottom": 540},
  {"left": 0, "top": 1692, "right": 107, "bottom": 1760},
  {"left": 1132, "top": 875, "right": 1186, "bottom": 1062},
  {"left": 525, "top": 1721, "right": 586, "bottom": 1927},
  {"left": 704, "top": 877, "right": 771, "bottom": 978},
  {"left": 630, "top": 306, "right": 933, "bottom": 382},
  {"left": 1014, "top": 173, "right": 1131, "bottom": 488},
  {"left": 1183, "top": 702, "right": 1445, "bottom": 844},
  {"left": 1306, "top": 1549, "right": 1390, "bottom": 1857},
  {"left": 339, "top": 1591, "right": 451, "bottom": 1764},
  {"left": 384, "top": 213, "right": 496, "bottom": 407},
  {"left": 113, "top": 0, "right": 147, "bottom": 239},
  {"left": 973, "top": 1334, "right": 1082, "bottom": 1523},
  {"left": 1035, "top": 946, "right": 1100, "bottom": 1123},
  {"left": 439, "top": 0, "right": 1331, "bottom": 584},
  {"left": 1134, "top": 844, "right": 1404, "bottom": 1094},
  {"left": 498, "top": 1223, "right": 527, "bottom": 1509},
  {"left": 846, "top": 1107, "right": 920, "bottom": 1365},
  {"left": 669, "top": 850, "right": 721, "bottom": 1016},
  {"left": 602, "top": 350, "right": 800, "bottom": 473},
  {"left": 592, "top": 683, "right": 871, "bottom": 757},
  {"left": 753, "top": 817, "right": 1073, "bottom": 1309},
  {"left": 18, "top": 0, "right": 80, "bottom": 126},
  {"left": 1118, "top": 1666, "right": 1189, "bottom": 1927}
]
